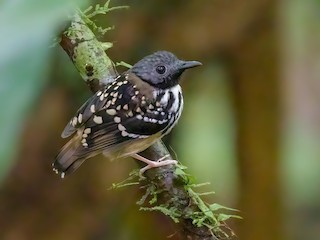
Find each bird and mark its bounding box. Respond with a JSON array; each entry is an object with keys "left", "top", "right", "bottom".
[{"left": 52, "top": 50, "right": 202, "bottom": 178}]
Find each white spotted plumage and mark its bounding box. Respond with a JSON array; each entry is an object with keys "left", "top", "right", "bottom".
[{"left": 53, "top": 50, "right": 201, "bottom": 177}]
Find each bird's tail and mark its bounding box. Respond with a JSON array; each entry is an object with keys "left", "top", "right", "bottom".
[{"left": 52, "top": 134, "right": 85, "bottom": 178}]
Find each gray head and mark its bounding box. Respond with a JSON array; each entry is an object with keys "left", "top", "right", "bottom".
[{"left": 130, "top": 51, "right": 202, "bottom": 89}]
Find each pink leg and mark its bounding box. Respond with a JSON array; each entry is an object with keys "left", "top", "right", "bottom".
[{"left": 131, "top": 153, "right": 178, "bottom": 174}]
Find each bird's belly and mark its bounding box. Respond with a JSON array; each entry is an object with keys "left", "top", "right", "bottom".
[{"left": 103, "top": 132, "right": 162, "bottom": 160}]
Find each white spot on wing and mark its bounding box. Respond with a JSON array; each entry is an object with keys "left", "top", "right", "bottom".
[
  {"left": 72, "top": 117, "right": 77, "bottom": 126},
  {"left": 121, "top": 130, "right": 128, "bottom": 136},
  {"left": 128, "top": 133, "right": 139, "bottom": 138},
  {"left": 114, "top": 116, "right": 121, "bottom": 123},
  {"left": 84, "top": 128, "right": 91, "bottom": 134},
  {"left": 118, "top": 124, "right": 126, "bottom": 131},
  {"left": 93, "top": 115, "right": 103, "bottom": 124},
  {"left": 78, "top": 114, "right": 83, "bottom": 123},
  {"left": 139, "top": 135, "right": 149, "bottom": 138},
  {"left": 90, "top": 104, "right": 95, "bottom": 113},
  {"left": 106, "top": 101, "right": 111, "bottom": 108},
  {"left": 106, "top": 109, "right": 116, "bottom": 115}
]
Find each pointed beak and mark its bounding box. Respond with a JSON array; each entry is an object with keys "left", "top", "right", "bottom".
[{"left": 180, "top": 60, "right": 202, "bottom": 70}]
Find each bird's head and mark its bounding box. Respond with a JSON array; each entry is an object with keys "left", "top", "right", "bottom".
[{"left": 130, "top": 51, "right": 202, "bottom": 89}]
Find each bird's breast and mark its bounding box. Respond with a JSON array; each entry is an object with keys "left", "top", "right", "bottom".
[
  {"left": 155, "top": 85, "right": 183, "bottom": 115},
  {"left": 154, "top": 85, "right": 183, "bottom": 136}
]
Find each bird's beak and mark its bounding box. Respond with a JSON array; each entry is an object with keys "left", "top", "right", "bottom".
[{"left": 180, "top": 60, "right": 202, "bottom": 69}]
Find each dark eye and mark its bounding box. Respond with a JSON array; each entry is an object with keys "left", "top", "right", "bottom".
[{"left": 156, "top": 65, "right": 166, "bottom": 74}]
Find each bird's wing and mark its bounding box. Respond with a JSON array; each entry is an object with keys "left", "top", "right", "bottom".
[
  {"left": 53, "top": 105, "right": 171, "bottom": 176},
  {"left": 61, "top": 76, "right": 122, "bottom": 138},
  {"left": 74, "top": 88, "right": 173, "bottom": 159},
  {"left": 54, "top": 74, "right": 173, "bottom": 175}
]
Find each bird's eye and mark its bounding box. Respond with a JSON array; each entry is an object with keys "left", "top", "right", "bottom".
[{"left": 156, "top": 65, "right": 166, "bottom": 74}]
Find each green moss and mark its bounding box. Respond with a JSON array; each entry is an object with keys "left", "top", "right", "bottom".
[
  {"left": 111, "top": 164, "right": 240, "bottom": 239},
  {"left": 80, "top": 1, "right": 129, "bottom": 35}
]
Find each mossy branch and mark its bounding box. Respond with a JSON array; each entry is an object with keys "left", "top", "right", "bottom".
[{"left": 59, "top": 2, "right": 238, "bottom": 239}]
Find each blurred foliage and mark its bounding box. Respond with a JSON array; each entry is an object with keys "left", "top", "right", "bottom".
[
  {"left": 280, "top": 1, "right": 320, "bottom": 239},
  {"left": 281, "top": 0, "right": 320, "bottom": 205},
  {"left": 1, "top": 0, "right": 320, "bottom": 240},
  {"left": 174, "top": 62, "right": 238, "bottom": 203},
  {"left": 0, "top": 0, "right": 88, "bottom": 181}
]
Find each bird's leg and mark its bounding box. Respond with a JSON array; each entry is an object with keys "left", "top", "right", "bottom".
[{"left": 131, "top": 153, "right": 178, "bottom": 174}]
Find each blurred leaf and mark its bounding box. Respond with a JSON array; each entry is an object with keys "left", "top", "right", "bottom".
[
  {"left": 0, "top": 0, "right": 87, "bottom": 182},
  {"left": 209, "top": 203, "right": 239, "bottom": 212},
  {"left": 217, "top": 214, "right": 242, "bottom": 222}
]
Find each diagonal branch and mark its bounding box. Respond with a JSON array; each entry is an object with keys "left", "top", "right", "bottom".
[{"left": 59, "top": 6, "right": 237, "bottom": 240}]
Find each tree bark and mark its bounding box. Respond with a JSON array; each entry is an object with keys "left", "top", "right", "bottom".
[{"left": 227, "top": 2, "right": 285, "bottom": 240}]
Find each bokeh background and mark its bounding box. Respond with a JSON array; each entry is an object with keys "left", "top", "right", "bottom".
[{"left": 1, "top": 0, "right": 320, "bottom": 239}]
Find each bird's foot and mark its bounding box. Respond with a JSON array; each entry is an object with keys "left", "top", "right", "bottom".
[{"left": 131, "top": 153, "right": 178, "bottom": 175}]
